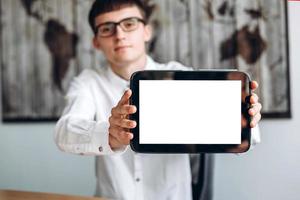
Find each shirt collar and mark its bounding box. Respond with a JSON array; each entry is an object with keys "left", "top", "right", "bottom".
[
  {"left": 145, "top": 56, "right": 156, "bottom": 70},
  {"left": 107, "top": 65, "right": 128, "bottom": 88}
]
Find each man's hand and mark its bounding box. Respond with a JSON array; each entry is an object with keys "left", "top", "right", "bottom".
[
  {"left": 108, "top": 89, "right": 137, "bottom": 150},
  {"left": 249, "top": 81, "right": 262, "bottom": 128}
]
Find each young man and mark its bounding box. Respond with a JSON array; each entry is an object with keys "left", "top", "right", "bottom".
[{"left": 55, "top": 0, "right": 262, "bottom": 199}]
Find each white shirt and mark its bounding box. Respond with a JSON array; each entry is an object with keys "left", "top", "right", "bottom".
[{"left": 54, "top": 56, "right": 260, "bottom": 200}]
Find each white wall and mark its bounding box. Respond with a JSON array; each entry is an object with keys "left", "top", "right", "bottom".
[
  {"left": 214, "top": 2, "right": 300, "bottom": 200},
  {"left": 0, "top": 123, "right": 95, "bottom": 196},
  {"left": 0, "top": 1, "right": 299, "bottom": 199}
]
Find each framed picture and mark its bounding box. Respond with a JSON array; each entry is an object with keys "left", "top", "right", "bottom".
[
  {"left": 146, "top": 0, "right": 291, "bottom": 118},
  {"left": 0, "top": 0, "right": 290, "bottom": 122},
  {"left": 1, "top": 0, "right": 103, "bottom": 121}
]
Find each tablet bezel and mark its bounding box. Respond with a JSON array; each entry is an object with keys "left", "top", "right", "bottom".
[{"left": 129, "top": 70, "right": 252, "bottom": 153}]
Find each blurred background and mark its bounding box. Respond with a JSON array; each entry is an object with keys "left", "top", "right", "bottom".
[{"left": 0, "top": 1, "right": 299, "bottom": 200}]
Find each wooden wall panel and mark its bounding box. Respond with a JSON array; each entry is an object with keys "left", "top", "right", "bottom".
[{"left": 0, "top": 0, "right": 290, "bottom": 120}]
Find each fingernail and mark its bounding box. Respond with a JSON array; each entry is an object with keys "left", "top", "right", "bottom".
[
  {"left": 249, "top": 109, "right": 253, "bottom": 115},
  {"left": 131, "top": 121, "right": 136, "bottom": 127},
  {"left": 132, "top": 106, "right": 137, "bottom": 112},
  {"left": 128, "top": 133, "right": 133, "bottom": 139},
  {"left": 129, "top": 106, "right": 135, "bottom": 112}
]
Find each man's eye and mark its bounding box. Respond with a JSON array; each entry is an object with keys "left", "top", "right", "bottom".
[
  {"left": 123, "top": 20, "right": 136, "bottom": 29},
  {"left": 100, "top": 25, "right": 113, "bottom": 33}
]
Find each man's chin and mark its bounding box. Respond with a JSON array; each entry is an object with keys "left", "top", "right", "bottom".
[{"left": 113, "top": 55, "right": 141, "bottom": 65}]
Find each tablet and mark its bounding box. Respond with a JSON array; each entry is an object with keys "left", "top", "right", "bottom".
[{"left": 129, "top": 70, "right": 252, "bottom": 153}]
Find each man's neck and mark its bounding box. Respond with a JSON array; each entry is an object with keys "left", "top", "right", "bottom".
[{"left": 109, "top": 55, "right": 147, "bottom": 81}]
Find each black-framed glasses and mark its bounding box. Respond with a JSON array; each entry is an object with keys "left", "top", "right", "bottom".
[{"left": 95, "top": 17, "right": 146, "bottom": 37}]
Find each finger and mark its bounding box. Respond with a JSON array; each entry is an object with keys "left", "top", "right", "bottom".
[
  {"left": 121, "top": 105, "right": 137, "bottom": 115},
  {"left": 108, "top": 125, "right": 123, "bottom": 138},
  {"left": 109, "top": 125, "right": 133, "bottom": 141},
  {"left": 118, "top": 89, "right": 132, "bottom": 106},
  {"left": 117, "top": 131, "right": 134, "bottom": 144},
  {"left": 111, "top": 105, "right": 137, "bottom": 116},
  {"left": 248, "top": 103, "right": 262, "bottom": 116},
  {"left": 109, "top": 130, "right": 133, "bottom": 146},
  {"left": 109, "top": 116, "right": 136, "bottom": 129},
  {"left": 250, "top": 113, "right": 261, "bottom": 128},
  {"left": 250, "top": 93, "right": 259, "bottom": 104},
  {"left": 250, "top": 81, "right": 259, "bottom": 91},
  {"left": 118, "top": 118, "right": 136, "bottom": 129}
]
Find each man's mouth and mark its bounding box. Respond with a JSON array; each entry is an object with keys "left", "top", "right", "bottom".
[{"left": 114, "top": 45, "right": 131, "bottom": 51}]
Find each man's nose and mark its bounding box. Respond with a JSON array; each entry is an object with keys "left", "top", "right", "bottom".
[{"left": 115, "top": 25, "right": 126, "bottom": 40}]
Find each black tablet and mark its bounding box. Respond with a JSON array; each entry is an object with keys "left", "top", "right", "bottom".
[{"left": 129, "top": 70, "right": 252, "bottom": 153}]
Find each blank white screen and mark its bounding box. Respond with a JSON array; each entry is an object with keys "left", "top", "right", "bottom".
[{"left": 139, "top": 80, "right": 241, "bottom": 144}]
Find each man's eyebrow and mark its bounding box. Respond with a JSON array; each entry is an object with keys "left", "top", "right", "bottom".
[
  {"left": 95, "top": 21, "right": 113, "bottom": 29},
  {"left": 96, "top": 16, "right": 142, "bottom": 27},
  {"left": 96, "top": 20, "right": 116, "bottom": 26}
]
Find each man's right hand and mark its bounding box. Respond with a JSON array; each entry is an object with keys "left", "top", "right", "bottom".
[{"left": 108, "top": 89, "right": 137, "bottom": 150}]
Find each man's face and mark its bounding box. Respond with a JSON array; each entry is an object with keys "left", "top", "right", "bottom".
[{"left": 93, "top": 6, "right": 152, "bottom": 66}]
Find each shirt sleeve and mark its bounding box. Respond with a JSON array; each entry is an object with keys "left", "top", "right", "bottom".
[
  {"left": 249, "top": 125, "right": 261, "bottom": 150},
  {"left": 54, "top": 74, "right": 127, "bottom": 156}
]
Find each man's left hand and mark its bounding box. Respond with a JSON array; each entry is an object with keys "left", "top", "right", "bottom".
[{"left": 248, "top": 81, "right": 262, "bottom": 128}]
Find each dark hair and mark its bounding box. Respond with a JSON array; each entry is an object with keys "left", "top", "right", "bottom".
[{"left": 88, "top": 0, "right": 149, "bottom": 34}]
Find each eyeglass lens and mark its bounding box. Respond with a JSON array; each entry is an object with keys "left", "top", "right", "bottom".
[{"left": 97, "top": 17, "right": 143, "bottom": 37}]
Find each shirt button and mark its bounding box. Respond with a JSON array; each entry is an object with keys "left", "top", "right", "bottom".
[
  {"left": 99, "top": 146, "right": 103, "bottom": 152},
  {"left": 135, "top": 178, "right": 140, "bottom": 182}
]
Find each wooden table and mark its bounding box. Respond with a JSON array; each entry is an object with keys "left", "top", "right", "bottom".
[{"left": 0, "top": 190, "right": 107, "bottom": 200}]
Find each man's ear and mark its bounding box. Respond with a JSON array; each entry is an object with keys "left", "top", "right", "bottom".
[
  {"left": 144, "top": 24, "right": 153, "bottom": 42},
  {"left": 93, "top": 37, "right": 101, "bottom": 50}
]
